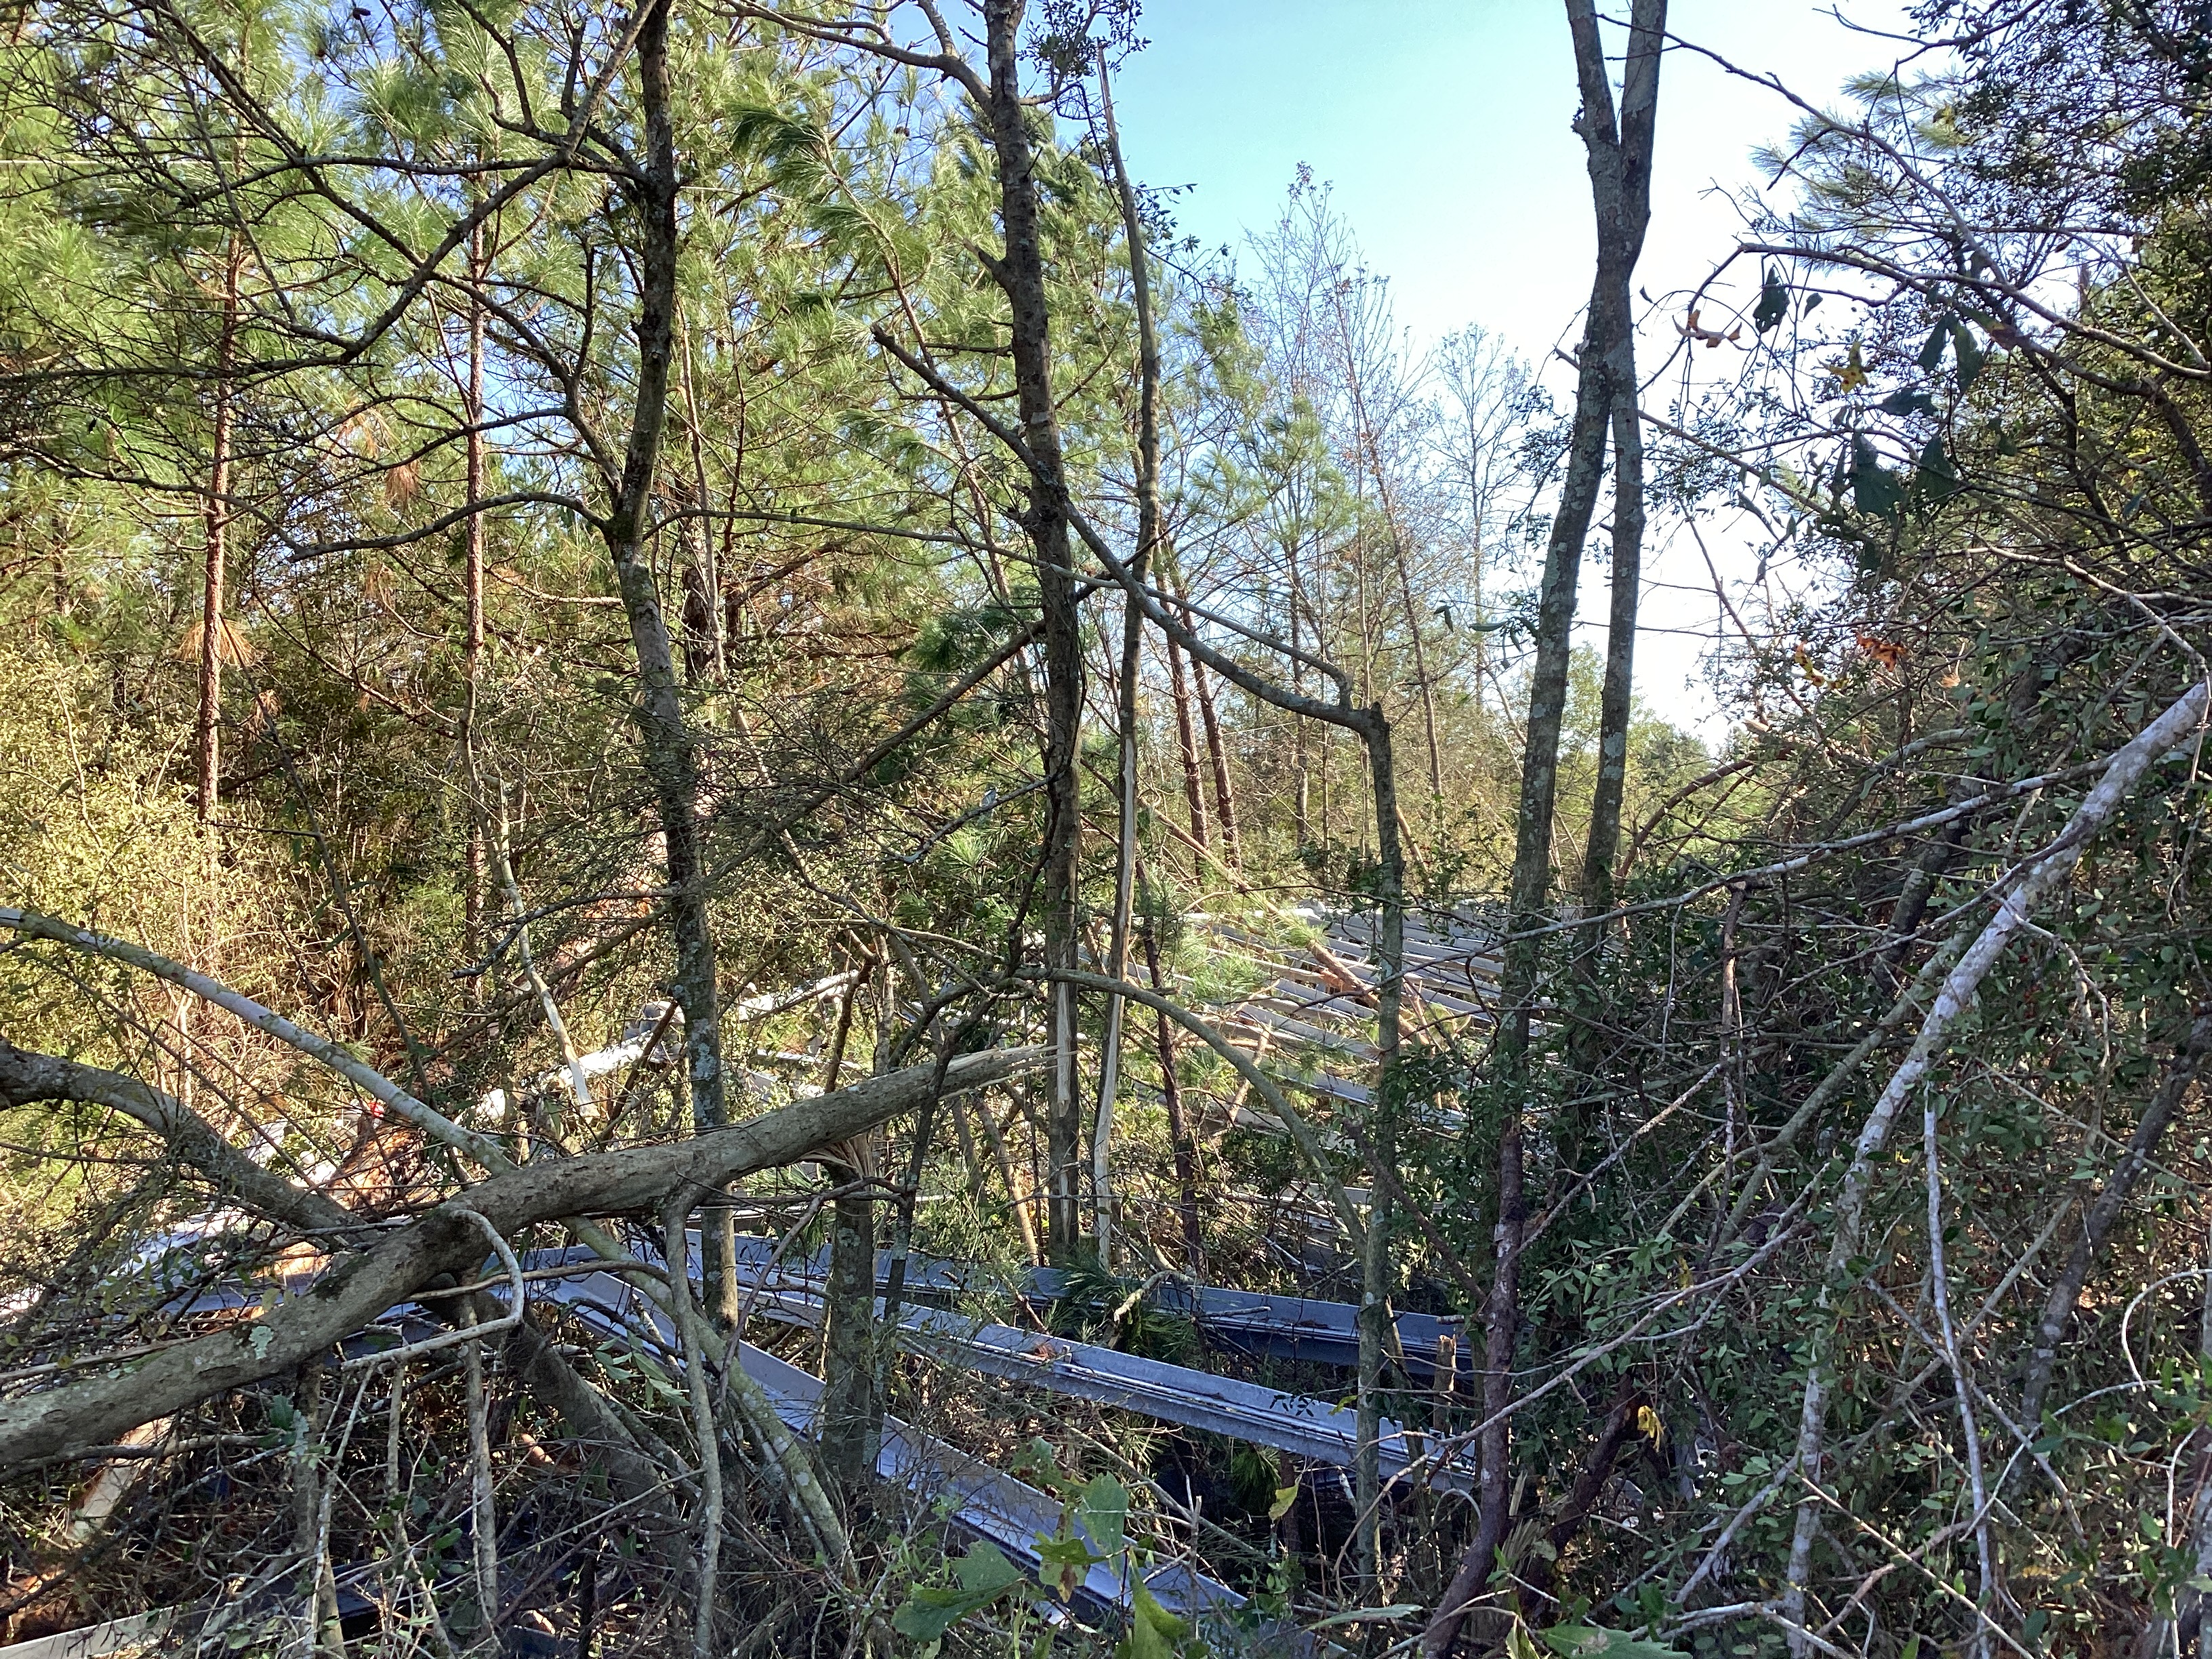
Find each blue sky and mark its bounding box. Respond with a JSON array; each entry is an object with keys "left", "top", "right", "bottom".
[{"left": 1107, "top": 1, "right": 1919, "bottom": 735}]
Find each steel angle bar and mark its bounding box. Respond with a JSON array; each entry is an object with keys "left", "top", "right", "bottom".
[
  {"left": 519, "top": 1259, "right": 1243, "bottom": 1626},
  {"left": 909, "top": 1313, "right": 1469, "bottom": 1492},
  {"left": 714, "top": 1240, "right": 1474, "bottom": 1378},
  {"left": 0, "top": 1610, "right": 178, "bottom": 1659},
  {"left": 722, "top": 1274, "right": 1470, "bottom": 1493}
]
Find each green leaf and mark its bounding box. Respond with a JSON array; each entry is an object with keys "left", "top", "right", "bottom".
[
  {"left": 1011, "top": 1437, "right": 1069, "bottom": 1493},
  {"left": 890, "top": 1545, "right": 1027, "bottom": 1643},
  {"left": 956, "top": 1542, "right": 1026, "bottom": 1596},
  {"left": 1917, "top": 318, "right": 1952, "bottom": 371},
  {"left": 1879, "top": 388, "right": 1938, "bottom": 417},
  {"left": 1851, "top": 434, "right": 1905, "bottom": 521},
  {"left": 1540, "top": 1622, "right": 1692, "bottom": 1659},
  {"left": 1952, "top": 323, "right": 1985, "bottom": 391},
  {"left": 1114, "top": 1582, "right": 1189, "bottom": 1659},
  {"left": 1753, "top": 268, "right": 1789, "bottom": 333},
  {"left": 1079, "top": 1473, "right": 1129, "bottom": 1559},
  {"left": 1917, "top": 435, "right": 1961, "bottom": 503},
  {"left": 888, "top": 1585, "right": 988, "bottom": 1645},
  {"left": 1305, "top": 1605, "right": 1425, "bottom": 1631},
  {"left": 1035, "top": 1533, "right": 1103, "bottom": 1603}
]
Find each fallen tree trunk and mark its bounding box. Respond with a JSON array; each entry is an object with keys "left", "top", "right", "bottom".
[
  {"left": 0, "top": 1044, "right": 366, "bottom": 1240},
  {"left": 0, "top": 1044, "right": 1040, "bottom": 1477},
  {"left": 1778, "top": 677, "right": 2210, "bottom": 1650},
  {"left": 0, "top": 1040, "right": 698, "bottom": 1569}
]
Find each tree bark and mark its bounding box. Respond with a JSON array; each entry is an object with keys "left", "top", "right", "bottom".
[
  {"left": 1778, "top": 680, "right": 2210, "bottom": 1652},
  {"left": 1427, "top": 1107, "right": 1524, "bottom": 1658},
  {"left": 1573, "top": 0, "right": 1665, "bottom": 920},
  {"left": 1355, "top": 716, "right": 1406, "bottom": 1589},
  {"left": 195, "top": 240, "right": 241, "bottom": 823},
  {"left": 1163, "top": 628, "right": 1212, "bottom": 849},
  {"left": 819, "top": 966, "right": 878, "bottom": 1492},
  {"left": 1090, "top": 51, "right": 1156, "bottom": 1265},
  {"left": 597, "top": 0, "right": 737, "bottom": 1317},
  {"left": 1142, "top": 918, "right": 1205, "bottom": 1277},
  {"left": 289, "top": 1358, "right": 348, "bottom": 1659},
  {"left": 1428, "top": 7, "right": 1666, "bottom": 1653},
  {"left": 462, "top": 213, "right": 488, "bottom": 967},
  {"left": 679, "top": 332, "right": 726, "bottom": 683},
  {"left": 1579, "top": 391, "right": 1647, "bottom": 914},
  {"left": 821, "top": 1181, "right": 878, "bottom": 1490},
  {"left": 1179, "top": 577, "right": 1243, "bottom": 867},
  {"left": 979, "top": 0, "right": 1086, "bottom": 1264},
  {"left": 1290, "top": 536, "right": 1313, "bottom": 846},
  {"left": 0, "top": 1043, "right": 1041, "bottom": 1476},
  {"left": 1514, "top": 1383, "right": 1643, "bottom": 1618}
]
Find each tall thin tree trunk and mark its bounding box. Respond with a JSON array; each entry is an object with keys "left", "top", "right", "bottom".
[
  {"left": 462, "top": 1304, "right": 499, "bottom": 1645},
  {"left": 463, "top": 217, "right": 489, "bottom": 968},
  {"left": 1427, "top": 5, "right": 1666, "bottom": 1652},
  {"left": 289, "top": 1359, "right": 346, "bottom": 1659},
  {"left": 1580, "top": 313, "right": 1652, "bottom": 913},
  {"left": 1568, "top": 0, "right": 1663, "bottom": 926},
  {"left": 1142, "top": 916, "right": 1204, "bottom": 1277},
  {"left": 195, "top": 243, "right": 241, "bottom": 824},
  {"left": 979, "top": 0, "right": 1085, "bottom": 1263},
  {"left": 1354, "top": 712, "right": 1405, "bottom": 1592},
  {"left": 600, "top": 0, "right": 737, "bottom": 1322},
  {"left": 1291, "top": 540, "right": 1311, "bottom": 846},
  {"left": 680, "top": 330, "right": 725, "bottom": 683},
  {"left": 1164, "top": 630, "right": 1211, "bottom": 849},
  {"left": 1090, "top": 53, "right": 1156, "bottom": 1264},
  {"left": 1176, "top": 575, "right": 1241, "bottom": 865},
  {"left": 821, "top": 965, "right": 878, "bottom": 1492},
  {"left": 1469, "top": 459, "right": 1488, "bottom": 695}
]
